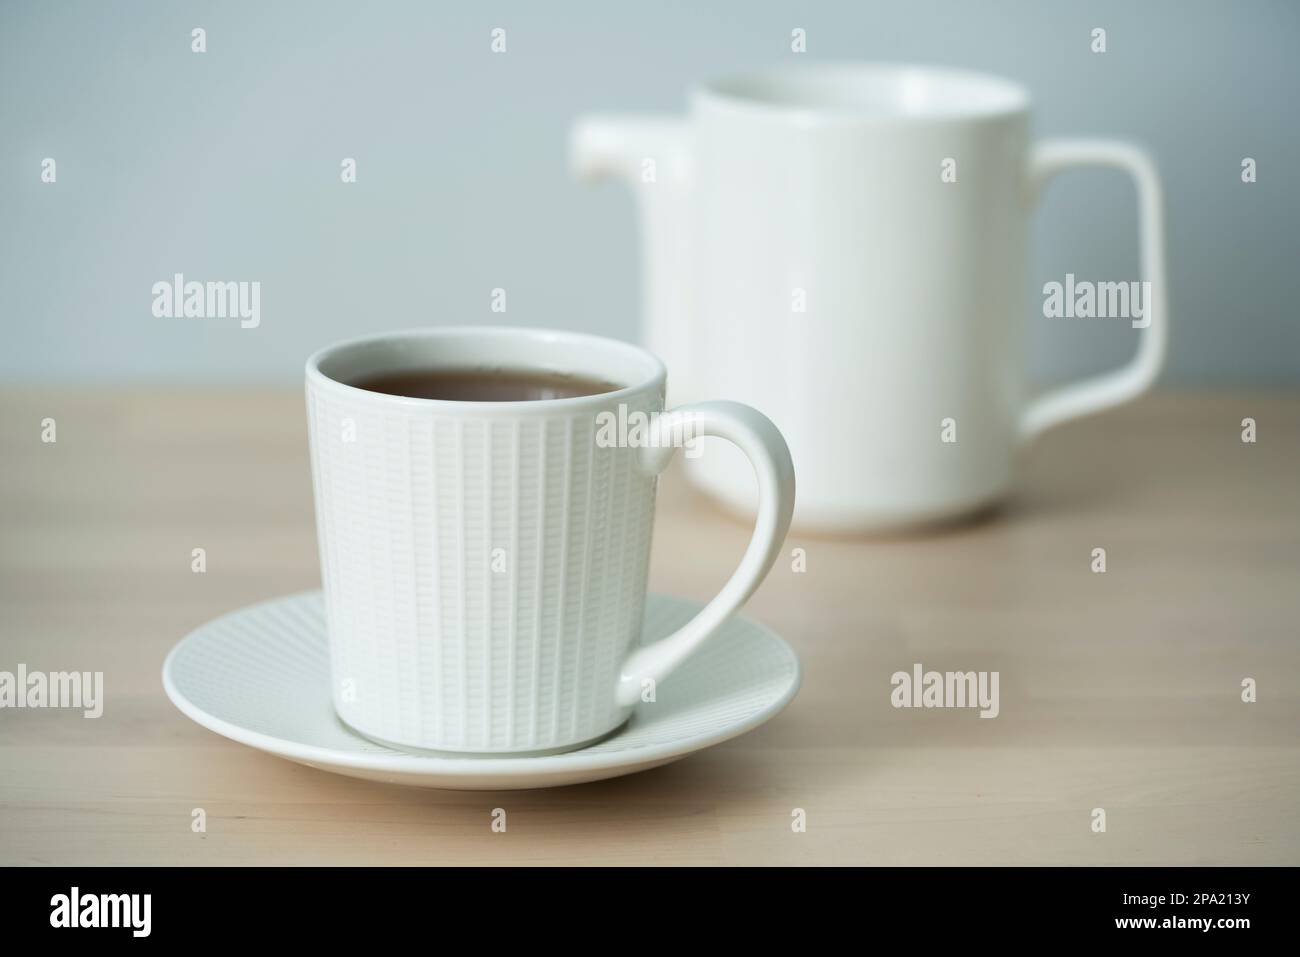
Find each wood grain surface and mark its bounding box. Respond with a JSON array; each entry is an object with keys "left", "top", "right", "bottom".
[{"left": 1, "top": 389, "right": 1297, "bottom": 865}]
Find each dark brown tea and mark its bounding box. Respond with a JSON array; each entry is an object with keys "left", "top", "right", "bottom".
[{"left": 350, "top": 367, "right": 622, "bottom": 402}]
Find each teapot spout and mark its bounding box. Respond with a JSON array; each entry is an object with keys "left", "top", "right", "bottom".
[{"left": 571, "top": 115, "right": 695, "bottom": 402}]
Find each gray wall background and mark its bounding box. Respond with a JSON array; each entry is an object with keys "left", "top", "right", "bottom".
[{"left": 2, "top": 0, "right": 1297, "bottom": 386}]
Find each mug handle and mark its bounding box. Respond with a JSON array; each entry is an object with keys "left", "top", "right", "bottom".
[
  {"left": 614, "top": 400, "right": 796, "bottom": 707},
  {"left": 1019, "top": 140, "right": 1169, "bottom": 441}
]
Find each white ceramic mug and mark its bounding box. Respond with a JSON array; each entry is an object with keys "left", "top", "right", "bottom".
[
  {"left": 305, "top": 327, "right": 795, "bottom": 754},
  {"left": 572, "top": 63, "right": 1168, "bottom": 533}
]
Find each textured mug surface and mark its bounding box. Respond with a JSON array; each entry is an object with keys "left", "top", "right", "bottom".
[{"left": 305, "top": 327, "right": 795, "bottom": 754}]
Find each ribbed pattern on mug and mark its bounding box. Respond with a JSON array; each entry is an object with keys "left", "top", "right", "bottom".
[{"left": 307, "top": 387, "right": 658, "bottom": 753}]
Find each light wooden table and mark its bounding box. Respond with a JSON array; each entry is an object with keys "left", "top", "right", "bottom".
[{"left": 1, "top": 389, "right": 1297, "bottom": 865}]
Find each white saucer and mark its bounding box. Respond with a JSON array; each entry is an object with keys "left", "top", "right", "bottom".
[{"left": 162, "top": 591, "right": 800, "bottom": 790}]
